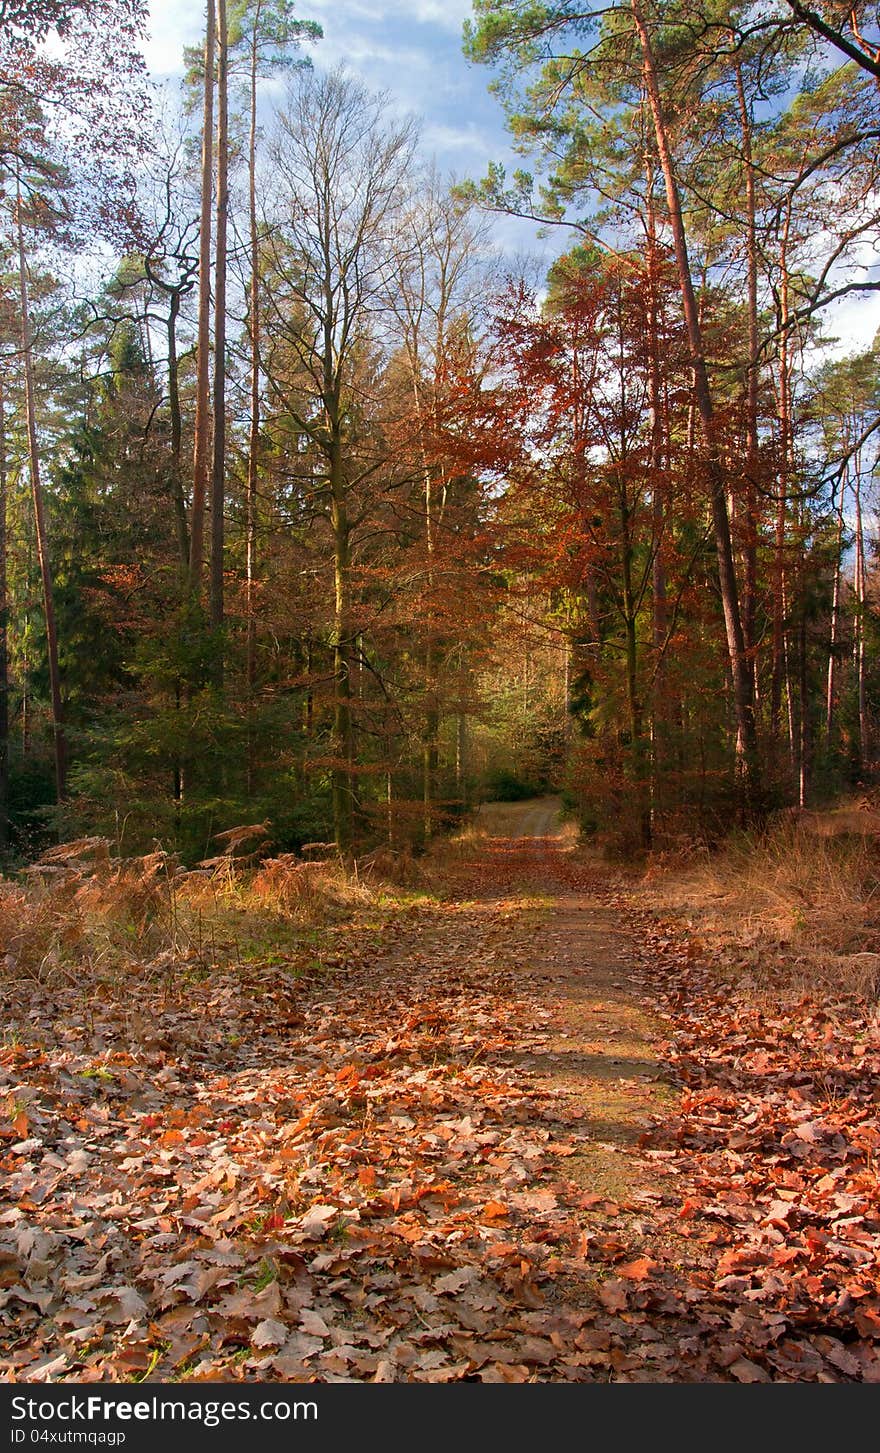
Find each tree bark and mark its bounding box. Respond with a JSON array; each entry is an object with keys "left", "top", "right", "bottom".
[
  {"left": 166, "top": 287, "right": 190, "bottom": 570},
  {"left": 210, "top": 0, "right": 228, "bottom": 639},
  {"left": 771, "top": 211, "right": 794, "bottom": 780},
  {"left": 644, "top": 176, "right": 667, "bottom": 826},
  {"left": 632, "top": 0, "right": 758, "bottom": 790},
  {"left": 735, "top": 59, "right": 760, "bottom": 677},
  {"left": 245, "top": 0, "right": 264, "bottom": 770},
  {"left": 331, "top": 471, "right": 353, "bottom": 852},
  {"left": 854, "top": 467, "right": 869, "bottom": 769},
  {"left": 825, "top": 475, "right": 845, "bottom": 746},
  {"left": 0, "top": 376, "right": 7, "bottom": 849},
  {"left": 190, "top": 0, "right": 215, "bottom": 592}
]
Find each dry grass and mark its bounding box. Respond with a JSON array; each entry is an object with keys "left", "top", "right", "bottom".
[
  {"left": 0, "top": 836, "right": 382, "bottom": 995},
  {"left": 638, "top": 815, "right": 880, "bottom": 999}
]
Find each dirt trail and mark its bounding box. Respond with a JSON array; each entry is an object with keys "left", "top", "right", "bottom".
[{"left": 459, "top": 797, "right": 671, "bottom": 1201}]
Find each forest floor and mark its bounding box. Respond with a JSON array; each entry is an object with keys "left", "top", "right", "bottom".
[{"left": 1, "top": 798, "right": 879, "bottom": 1382}]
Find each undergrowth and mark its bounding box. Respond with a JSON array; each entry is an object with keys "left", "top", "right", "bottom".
[
  {"left": 636, "top": 814, "right": 880, "bottom": 1000},
  {"left": 0, "top": 833, "right": 400, "bottom": 997}
]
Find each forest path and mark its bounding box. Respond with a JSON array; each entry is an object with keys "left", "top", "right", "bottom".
[
  {"left": 7, "top": 800, "right": 877, "bottom": 1382},
  {"left": 449, "top": 797, "right": 671, "bottom": 1204}
]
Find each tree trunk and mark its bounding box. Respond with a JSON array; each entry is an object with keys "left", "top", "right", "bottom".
[
  {"left": 0, "top": 377, "right": 7, "bottom": 849},
  {"left": 854, "top": 468, "right": 869, "bottom": 770},
  {"left": 245, "top": 1, "right": 264, "bottom": 786},
  {"left": 422, "top": 464, "right": 439, "bottom": 840},
  {"left": 456, "top": 706, "right": 467, "bottom": 802},
  {"left": 735, "top": 59, "right": 759, "bottom": 677},
  {"left": 771, "top": 212, "right": 794, "bottom": 782},
  {"left": 331, "top": 467, "right": 353, "bottom": 852},
  {"left": 644, "top": 176, "right": 667, "bottom": 826},
  {"left": 798, "top": 573, "right": 809, "bottom": 806},
  {"left": 210, "top": 0, "right": 228, "bottom": 640},
  {"left": 825, "top": 475, "right": 846, "bottom": 746},
  {"left": 645, "top": 185, "right": 667, "bottom": 656},
  {"left": 190, "top": 0, "right": 216, "bottom": 592},
  {"left": 16, "top": 179, "right": 66, "bottom": 804},
  {"left": 167, "top": 288, "right": 190, "bottom": 570},
  {"left": 633, "top": 1, "right": 757, "bottom": 795}
]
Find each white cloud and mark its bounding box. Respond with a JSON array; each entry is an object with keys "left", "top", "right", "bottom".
[
  {"left": 295, "top": 0, "right": 472, "bottom": 33},
  {"left": 819, "top": 292, "right": 880, "bottom": 359},
  {"left": 311, "top": 31, "right": 431, "bottom": 74},
  {"left": 399, "top": 0, "right": 474, "bottom": 31},
  {"left": 421, "top": 120, "right": 495, "bottom": 160},
  {"left": 144, "top": 0, "right": 204, "bottom": 76}
]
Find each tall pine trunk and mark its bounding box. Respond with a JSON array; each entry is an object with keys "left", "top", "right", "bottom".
[
  {"left": 331, "top": 465, "right": 353, "bottom": 852},
  {"left": 771, "top": 212, "right": 795, "bottom": 784},
  {"left": 210, "top": 0, "right": 228, "bottom": 640},
  {"left": 735, "top": 60, "right": 760, "bottom": 680},
  {"left": 825, "top": 474, "right": 846, "bottom": 747},
  {"left": 854, "top": 468, "right": 869, "bottom": 770},
  {"left": 167, "top": 288, "right": 190, "bottom": 570},
  {"left": 0, "top": 376, "right": 7, "bottom": 849},
  {"left": 633, "top": 1, "right": 757, "bottom": 795},
  {"left": 190, "top": 0, "right": 216, "bottom": 591},
  {"left": 245, "top": 1, "right": 264, "bottom": 793},
  {"left": 644, "top": 176, "right": 667, "bottom": 826}
]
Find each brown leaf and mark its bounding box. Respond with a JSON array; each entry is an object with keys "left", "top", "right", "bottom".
[
  {"left": 298, "top": 1309, "right": 331, "bottom": 1338},
  {"left": 729, "top": 1357, "right": 770, "bottom": 1383},
  {"left": 434, "top": 1269, "right": 474, "bottom": 1295},
  {"left": 480, "top": 1362, "right": 530, "bottom": 1383},
  {"left": 371, "top": 1359, "right": 397, "bottom": 1382},
  {"left": 251, "top": 1318, "right": 288, "bottom": 1348},
  {"left": 297, "top": 1204, "right": 339, "bottom": 1239},
  {"left": 599, "top": 1279, "right": 629, "bottom": 1312}
]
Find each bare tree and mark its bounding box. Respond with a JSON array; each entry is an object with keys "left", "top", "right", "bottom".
[
  {"left": 392, "top": 176, "right": 490, "bottom": 834},
  {"left": 264, "top": 68, "right": 416, "bottom": 850}
]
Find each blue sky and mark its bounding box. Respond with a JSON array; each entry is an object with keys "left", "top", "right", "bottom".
[
  {"left": 143, "top": 0, "right": 558, "bottom": 263},
  {"left": 142, "top": 0, "right": 877, "bottom": 356}
]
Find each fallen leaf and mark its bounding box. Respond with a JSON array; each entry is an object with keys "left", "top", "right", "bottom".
[{"left": 252, "top": 1319, "right": 288, "bottom": 1348}]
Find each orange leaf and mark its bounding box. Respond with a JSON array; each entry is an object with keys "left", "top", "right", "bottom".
[
  {"left": 479, "top": 1200, "right": 508, "bottom": 1222},
  {"left": 617, "top": 1257, "right": 657, "bottom": 1281}
]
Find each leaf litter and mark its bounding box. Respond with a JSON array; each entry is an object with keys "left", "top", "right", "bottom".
[{"left": 0, "top": 811, "right": 879, "bottom": 1382}]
